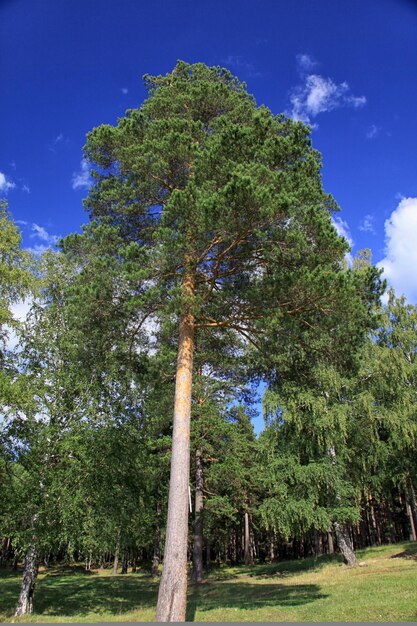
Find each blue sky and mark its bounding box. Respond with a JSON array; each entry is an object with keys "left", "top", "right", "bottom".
[{"left": 1, "top": 0, "right": 417, "bottom": 430}]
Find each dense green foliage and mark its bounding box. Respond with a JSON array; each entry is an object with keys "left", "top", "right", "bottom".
[{"left": 0, "top": 63, "right": 416, "bottom": 621}]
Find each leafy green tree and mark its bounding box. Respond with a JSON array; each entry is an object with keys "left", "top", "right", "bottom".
[
  {"left": 259, "top": 251, "right": 383, "bottom": 565},
  {"left": 0, "top": 200, "right": 33, "bottom": 411},
  {"left": 75, "top": 59, "right": 364, "bottom": 619},
  {"left": 0, "top": 202, "right": 37, "bottom": 614},
  {"left": 354, "top": 290, "right": 417, "bottom": 538}
]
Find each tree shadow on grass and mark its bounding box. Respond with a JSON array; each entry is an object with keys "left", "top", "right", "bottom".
[
  {"left": 186, "top": 581, "right": 327, "bottom": 622},
  {"left": 249, "top": 554, "right": 343, "bottom": 578},
  {"left": 1, "top": 569, "right": 326, "bottom": 622},
  {"left": 390, "top": 546, "right": 417, "bottom": 560},
  {"left": 36, "top": 574, "right": 159, "bottom": 617},
  {"left": 0, "top": 575, "right": 22, "bottom": 620},
  {"left": 208, "top": 553, "right": 343, "bottom": 582},
  {"left": 41, "top": 564, "right": 98, "bottom": 577},
  {"left": 0, "top": 571, "right": 159, "bottom": 620}
]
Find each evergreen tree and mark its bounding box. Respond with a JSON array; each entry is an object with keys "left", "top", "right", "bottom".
[{"left": 79, "top": 60, "right": 356, "bottom": 620}]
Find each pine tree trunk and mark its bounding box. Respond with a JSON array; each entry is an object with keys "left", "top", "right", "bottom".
[
  {"left": 156, "top": 304, "right": 195, "bottom": 622},
  {"left": 244, "top": 511, "right": 253, "bottom": 565},
  {"left": 14, "top": 545, "right": 38, "bottom": 616},
  {"left": 191, "top": 448, "right": 204, "bottom": 583},
  {"left": 334, "top": 522, "right": 357, "bottom": 566}
]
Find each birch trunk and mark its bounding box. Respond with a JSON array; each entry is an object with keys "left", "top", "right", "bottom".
[
  {"left": 406, "top": 487, "right": 417, "bottom": 541},
  {"left": 334, "top": 523, "right": 356, "bottom": 566},
  {"left": 156, "top": 300, "right": 195, "bottom": 622},
  {"left": 14, "top": 545, "right": 38, "bottom": 616},
  {"left": 408, "top": 481, "right": 417, "bottom": 539},
  {"left": 244, "top": 511, "right": 253, "bottom": 565},
  {"left": 112, "top": 532, "right": 120, "bottom": 575},
  {"left": 328, "top": 445, "right": 356, "bottom": 566}
]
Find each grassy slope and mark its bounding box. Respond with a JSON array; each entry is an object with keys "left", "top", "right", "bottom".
[{"left": 1, "top": 541, "right": 416, "bottom": 622}]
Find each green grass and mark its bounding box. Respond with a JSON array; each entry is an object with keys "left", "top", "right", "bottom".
[{"left": 1, "top": 541, "right": 416, "bottom": 622}]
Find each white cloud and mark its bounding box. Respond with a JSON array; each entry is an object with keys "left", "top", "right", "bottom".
[
  {"left": 48, "top": 132, "right": 68, "bottom": 152},
  {"left": 31, "top": 223, "right": 60, "bottom": 245},
  {"left": 22, "top": 184, "right": 30, "bottom": 193},
  {"left": 288, "top": 57, "right": 366, "bottom": 125},
  {"left": 0, "top": 171, "right": 16, "bottom": 192},
  {"left": 5, "top": 299, "right": 32, "bottom": 351},
  {"left": 377, "top": 197, "right": 417, "bottom": 303},
  {"left": 121, "top": 87, "right": 128, "bottom": 94},
  {"left": 25, "top": 244, "right": 52, "bottom": 255},
  {"left": 366, "top": 124, "right": 379, "bottom": 139},
  {"left": 296, "top": 53, "right": 318, "bottom": 73},
  {"left": 332, "top": 216, "right": 354, "bottom": 266},
  {"left": 359, "top": 214, "right": 376, "bottom": 234},
  {"left": 16, "top": 222, "right": 61, "bottom": 255},
  {"left": 71, "top": 159, "right": 92, "bottom": 190}
]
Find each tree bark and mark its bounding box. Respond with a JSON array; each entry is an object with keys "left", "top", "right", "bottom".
[
  {"left": 112, "top": 532, "right": 120, "bottom": 575},
  {"left": 406, "top": 489, "right": 417, "bottom": 541},
  {"left": 327, "top": 529, "right": 334, "bottom": 554},
  {"left": 121, "top": 552, "right": 128, "bottom": 574},
  {"left": 152, "top": 504, "right": 161, "bottom": 577},
  {"left": 334, "top": 522, "right": 357, "bottom": 566},
  {"left": 191, "top": 448, "right": 204, "bottom": 583},
  {"left": 14, "top": 545, "right": 38, "bottom": 616},
  {"left": 408, "top": 481, "right": 417, "bottom": 539},
  {"left": 328, "top": 445, "right": 356, "bottom": 566},
  {"left": 244, "top": 511, "right": 253, "bottom": 565},
  {"left": 156, "top": 302, "right": 195, "bottom": 622},
  {"left": 269, "top": 530, "right": 275, "bottom": 561}
]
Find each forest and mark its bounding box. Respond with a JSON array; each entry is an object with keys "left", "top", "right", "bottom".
[{"left": 1, "top": 62, "right": 416, "bottom": 622}]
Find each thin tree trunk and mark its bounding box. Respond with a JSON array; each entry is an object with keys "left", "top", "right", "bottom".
[
  {"left": 405, "top": 490, "right": 417, "bottom": 541},
  {"left": 231, "top": 529, "right": 237, "bottom": 565},
  {"left": 152, "top": 504, "right": 161, "bottom": 577},
  {"left": 156, "top": 299, "right": 195, "bottom": 622},
  {"left": 191, "top": 448, "right": 204, "bottom": 583},
  {"left": 14, "top": 545, "right": 38, "bottom": 616},
  {"left": 244, "top": 511, "right": 253, "bottom": 565},
  {"left": 327, "top": 529, "right": 334, "bottom": 554},
  {"left": 121, "top": 552, "right": 128, "bottom": 574},
  {"left": 205, "top": 539, "right": 211, "bottom": 571},
  {"left": 408, "top": 481, "right": 417, "bottom": 538},
  {"left": 333, "top": 522, "right": 357, "bottom": 566},
  {"left": 112, "top": 532, "right": 120, "bottom": 575},
  {"left": 269, "top": 530, "right": 275, "bottom": 561}
]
